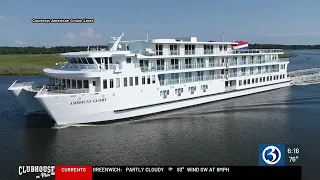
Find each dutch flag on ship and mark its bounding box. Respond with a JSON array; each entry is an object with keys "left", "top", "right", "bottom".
[{"left": 231, "top": 40, "right": 249, "bottom": 50}]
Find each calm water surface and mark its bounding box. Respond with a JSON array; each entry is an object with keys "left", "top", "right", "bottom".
[{"left": 1, "top": 50, "right": 320, "bottom": 180}]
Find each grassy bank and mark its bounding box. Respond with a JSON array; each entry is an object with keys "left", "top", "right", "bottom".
[
  {"left": 0, "top": 54, "right": 64, "bottom": 75},
  {"left": 279, "top": 53, "right": 298, "bottom": 58}
]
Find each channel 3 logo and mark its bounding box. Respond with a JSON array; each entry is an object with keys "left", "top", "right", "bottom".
[{"left": 258, "top": 144, "right": 285, "bottom": 166}]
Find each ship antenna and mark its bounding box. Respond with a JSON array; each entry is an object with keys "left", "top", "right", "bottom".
[
  {"left": 222, "top": 32, "right": 225, "bottom": 42},
  {"left": 109, "top": 32, "right": 124, "bottom": 51},
  {"left": 146, "top": 31, "right": 149, "bottom": 41}
]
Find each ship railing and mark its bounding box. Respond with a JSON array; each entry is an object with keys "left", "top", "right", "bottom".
[
  {"left": 159, "top": 75, "right": 223, "bottom": 86},
  {"left": 169, "top": 50, "right": 180, "bottom": 55},
  {"left": 228, "top": 69, "right": 281, "bottom": 78},
  {"left": 203, "top": 50, "right": 215, "bottom": 54},
  {"left": 279, "top": 58, "right": 289, "bottom": 62},
  {"left": 56, "top": 62, "right": 97, "bottom": 70},
  {"left": 11, "top": 81, "right": 34, "bottom": 88},
  {"left": 135, "top": 63, "right": 224, "bottom": 72},
  {"left": 10, "top": 81, "right": 42, "bottom": 91},
  {"left": 225, "top": 58, "right": 288, "bottom": 66},
  {"left": 229, "top": 73, "right": 238, "bottom": 77},
  {"left": 143, "top": 49, "right": 283, "bottom": 56},
  {"left": 232, "top": 49, "right": 283, "bottom": 54},
  {"left": 144, "top": 49, "right": 226, "bottom": 56},
  {"left": 208, "top": 62, "right": 225, "bottom": 67},
  {"left": 225, "top": 86, "right": 236, "bottom": 91},
  {"left": 37, "top": 85, "right": 90, "bottom": 95}
]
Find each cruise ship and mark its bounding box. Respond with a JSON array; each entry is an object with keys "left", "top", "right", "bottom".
[{"left": 8, "top": 33, "right": 292, "bottom": 125}]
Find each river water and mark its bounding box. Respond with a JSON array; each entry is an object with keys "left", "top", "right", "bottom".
[{"left": 1, "top": 50, "right": 320, "bottom": 179}]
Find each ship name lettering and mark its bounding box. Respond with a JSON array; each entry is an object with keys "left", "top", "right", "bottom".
[{"left": 70, "top": 98, "right": 107, "bottom": 105}]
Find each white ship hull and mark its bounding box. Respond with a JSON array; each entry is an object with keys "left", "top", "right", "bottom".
[
  {"left": 7, "top": 33, "right": 292, "bottom": 125},
  {"left": 7, "top": 81, "right": 45, "bottom": 114},
  {"left": 32, "top": 80, "right": 291, "bottom": 125}
]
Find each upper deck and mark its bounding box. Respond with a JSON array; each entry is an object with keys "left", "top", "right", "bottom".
[{"left": 46, "top": 33, "right": 286, "bottom": 77}]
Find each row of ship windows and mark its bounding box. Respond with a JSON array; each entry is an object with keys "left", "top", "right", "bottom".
[
  {"left": 103, "top": 75, "right": 156, "bottom": 89},
  {"left": 238, "top": 74, "right": 287, "bottom": 86},
  {"left": 159, "top": 85, "right": 208, "bottom": 99},
  {"left": 159, "top": 44, "right": 229, "bottom": 51}
]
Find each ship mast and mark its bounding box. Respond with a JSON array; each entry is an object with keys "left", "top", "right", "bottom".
[{"left": 109, "top": 32, "right": 124, "bottom": 51}]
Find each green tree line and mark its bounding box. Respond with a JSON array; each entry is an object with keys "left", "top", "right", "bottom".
[
  {"left": 0, "top": 46, "right": 108, "bottom": 55},
  {"left": 0, "top": 44, "right": 319, "bottom": 55},
  {"left": 249, "top": 44, "right": 320, "bottom": 50}
]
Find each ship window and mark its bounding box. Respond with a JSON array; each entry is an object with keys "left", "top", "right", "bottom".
[
  {"left": 135, "top": 77, "right": 139, "bottom": 85},
  {"left": 116, "top": 78, "right": 120, "bottom": 88},
  {"left": 72, "top": 80, "right": 76, "bottom": 88},
  {"left": 126, "top": 58, "right": 131, "bottom": 64},
  {"left": 66, "top": 79, "right": 71, "bottom": 88},
  {"left": 267, "top": 76, "right": 269, "bottom": 81},
  {"left": 130, "top": 77, "right": 133, "bottom": 86},
  {"left": 62, "top": 79, "right": 66, "bottom": 87},
  {"left": 244, "top": 80, "right": 246, "bottom": 85},
  {"left": 142, "top": 76, "right": 145, "bottom": 85},
  {"left": 263, "top": 77, "right": 265, "bottom": 82},
  {"left": 83, "top": 80, "right": 89, "bottom": 88},
  {"left": 110, "top": 79, "right": 114, "bottom": 88},
  {"left": 95, "top": 58, "right": 101, "bottom": 64},
  {"left": 152, "top": 75, "right": 156, "bottom": 84},
  {"left": 239, "top": 80, "right": 242, "bottom": 86},
  {"left": 248, "top": 79, "right": 250, "bottom": 84},
  {"left": 255, "top": 78, "right": 258, "bottom": 83},
  {"left": 75, "top": 58, "right": 81, "bottom": 64},
  {"left": 77, "top": 80, "right": 82, "bottom": 89},
  {"left": 280, "top": 75, "right": 282, "bottom": 79},
  {"left": 147, "top": 75, "right": 151, "bottom": 84},
  {"left": 124, "top": 78, "right": 127, "bottom": 87},
  {"left": 93, "top": 81, "right": 96, "bottom": 86},
  {"left": 103, "top": 80, "right": 108, "bottom": 89},
  {"left": 86, "top": 58, "right": 94, "bottom": 64},
  {"left": 252, "top": 78, "right": 254, "bottom": 84},
  {"left": 71, "top": 58, "right": 77, "bottom": 63},
  {"left": 224, "top": 45, "right": 227, "bottom": 51},
  {"left": 81, "top": 58, "right": 88, "bottom": 64}
]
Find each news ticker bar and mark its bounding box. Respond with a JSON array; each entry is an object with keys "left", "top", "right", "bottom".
[{"left": 19, "top": 166, "right": 302, "bottom": 180}]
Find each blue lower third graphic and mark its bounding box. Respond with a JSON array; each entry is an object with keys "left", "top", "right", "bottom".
[{"left": 259, "top": 144, "right": 285, "bottom": 166}]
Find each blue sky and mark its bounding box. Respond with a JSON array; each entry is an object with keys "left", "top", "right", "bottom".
[{"left": 0, "top": 0, "right": 320, "bottom": 46}]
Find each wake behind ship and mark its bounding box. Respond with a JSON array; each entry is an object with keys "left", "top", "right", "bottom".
[{"left": 8, "top": 33, "right": 292, "bottom": 125}]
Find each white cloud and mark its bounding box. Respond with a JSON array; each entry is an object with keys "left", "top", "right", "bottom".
[
  {"left": 81, "top": 27, "right": 101, "bottom": 38},
  {"left": 60, "top": 27, "right": 102, "bottom": 46},
  {"left": 15, "top": 40, "right": 24, "bottom": 45},
  {"left": 65, "top": 32, "right": 76, "bottom": 40},
  {"left": 259, "top": 32, "right": 320, "bottom": 37}
]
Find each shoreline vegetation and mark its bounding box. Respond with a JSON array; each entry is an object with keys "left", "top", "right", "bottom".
[
  {"left": 278, "top": 54, "right": 298, "bottom": 58},
  {"left": 0, "top": 43, "right": 317, "bottom": 75},
  {"left": 0, "top": 54, "right": 63, "bottom": 75}
]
